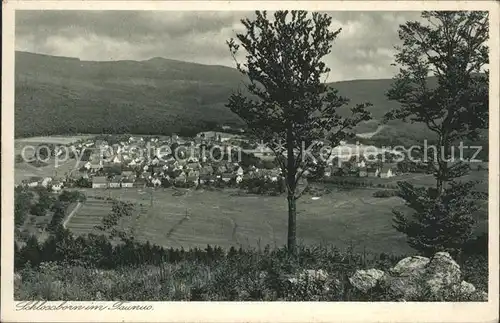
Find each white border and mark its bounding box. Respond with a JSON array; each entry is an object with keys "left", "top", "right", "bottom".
[{"left": 2, "top": 1, "right": 499, "bottom": 322}]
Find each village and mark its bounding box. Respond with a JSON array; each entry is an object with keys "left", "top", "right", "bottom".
[{"left": 18, "top": 129, "right": 433, "bottom": 193}]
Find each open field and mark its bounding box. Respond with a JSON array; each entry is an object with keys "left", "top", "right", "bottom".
[
  {"left": 15, "top": 135, "right": 94, "bottom": 145},
  {"left": 64, "top": 185, "right": 483, "bottom": 255},
  {"left": 14, "top": 158, "right": 84, "bottom": 184},
  {"left": 68, "top": 187, "right": 412, "bottom": 254}
]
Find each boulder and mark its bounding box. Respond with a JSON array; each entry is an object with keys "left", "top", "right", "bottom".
[
  {"left": 349, "top": 269, "right": 385, "bottom": 292},
  {"left": 452, "top": 281, "right": 476, "bottom": 296},
  {"left": 390, "top": 256, "right": 429, "bottom": 276},
  {"left": 424, "top": 252, "right": 461, "bottom": 295},
  {"left": 349, "top": 252, "right": 485, "bottom": 301}
]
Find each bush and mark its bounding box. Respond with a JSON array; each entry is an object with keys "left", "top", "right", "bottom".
[{"left": 372, "top": 190, "right": 397, "bottom": 198}]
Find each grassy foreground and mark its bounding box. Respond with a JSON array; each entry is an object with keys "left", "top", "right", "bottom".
[{"left": 15, "top": 243, "right": 487, "bottom": 302}]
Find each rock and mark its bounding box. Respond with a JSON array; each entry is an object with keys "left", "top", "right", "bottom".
[
  {"left": 390, "top": 256, "right": 429, "bottom": 276},
  {"left": 424, "top": 252, "right": 461, "bottom": 295},
  {"left": 452, "top": 281, "right": 476, "bottom": 296},
  {"left": 349, "top": 269, "right": 385, "bottom": 292},
  {"left": 347, "top": 252, "right": 487, "bottom": 301},
  {"left": 379, "top": 275, "right": 421, "bottom": 299}
]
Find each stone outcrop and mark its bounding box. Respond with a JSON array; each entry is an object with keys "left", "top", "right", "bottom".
[
  {"left": 349, "top": 252, "right": 487, "bottom": 301},
  {"left": 348, "top": 269, "right": 385, "bottom": 292}
]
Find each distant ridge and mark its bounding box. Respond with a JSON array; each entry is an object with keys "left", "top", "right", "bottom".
[{"left": 14, "top": 51, "right": 429, "bottom": 141}]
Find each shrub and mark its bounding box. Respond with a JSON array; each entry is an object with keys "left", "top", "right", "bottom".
[{"left": 372, "top": 190, "right": 397, "bottom": 198}]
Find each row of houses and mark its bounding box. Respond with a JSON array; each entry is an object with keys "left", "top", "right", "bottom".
[{"left": 21, "top": 176, "right": 64, "bottom": 192}]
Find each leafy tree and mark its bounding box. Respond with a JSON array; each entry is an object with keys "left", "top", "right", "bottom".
[
  {"left": 385, "top": 11, "right": 488, "bottom": 193},
  {"left": 14, "top": 187, "right": 33, "bottom": 227},
  {"left": 226, "top": 11, "right": 371, "bottom": 253},
  {"left": 20, "top": 235, "right": 42, "bottom": 266},
  {"left": 48, "top": 201, "right": 66, "bottom": 232},
  {"left": 75, "top": 177, "right": 92, "bottom": 188},
  {"left": 385, "top": 11, "right": 489, "bottom": 255}
]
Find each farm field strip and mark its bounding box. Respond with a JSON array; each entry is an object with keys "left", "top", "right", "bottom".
[{"left": 64, "top": 177, "right": 489, "bottom": 254}]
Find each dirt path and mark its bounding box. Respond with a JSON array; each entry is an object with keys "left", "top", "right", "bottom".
[{"left": 63, "top": 202, "right": 82, "bottom": 229}]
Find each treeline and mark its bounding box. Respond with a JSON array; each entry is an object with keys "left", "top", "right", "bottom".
[
  {"left": 14, "top": 116, "right": 241, "bottom": 139},
  {"left": 15, "top": 225, "right": 403, "bottom": 271}
]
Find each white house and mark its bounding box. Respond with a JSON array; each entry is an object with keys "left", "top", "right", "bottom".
[
  {"left": 380, "top": 167, "right": 395, "bottom": 178},
  {"left": 236, "top": 166, "right": 244, "bottom": 176},
  {"left": 92, "top": 176, "right": 108, "bottom": 189},
  {"left": 357, "top": 160, "right": 366, "bottom": 168},
  {"left": 51, "top": 181, "right": 63, "bottom": 192},
  {"left": 122, "top": 180, "right": 134, "bottom": 188},
  {"left": 41, "top": 177, "right": 53, "bottom": 188}
]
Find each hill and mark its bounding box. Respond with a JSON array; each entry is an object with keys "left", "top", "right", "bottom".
[
  {"left": 14, "top": 51, "right": 486, "bottom": 150},
  {"left": 14, "top": 51, "right": 403, "bottom": 138}
]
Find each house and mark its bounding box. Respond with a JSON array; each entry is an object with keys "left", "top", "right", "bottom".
[
  {"left": 109, "top": 176, "right": 122, "bottom": 188},
  {"left": 89, "top": 162, "right": 103, "bottom": 172},
  {"left": 187, "top": 169, "right": 199, "bottom": 178},
  {"left": 51, "top": 181, "right": 63, "bottom": 192},
  {"left": 122, "top": 177, "right": 134, "bottom": 188},
  {"left": 175, "top": 171, "right": 187, "bottom": 184},
  {"left": 199, "top": 165, "right": 213, "bottom": 176},
  {"left": 236, "top": 174, "right": 243, "bottom": 184},
  {"left": 151, "top": 177, "right": 162, "bottom": 188},
  {"left": 41, "top": 177, "right": 53, "bottom": 188},
  {"left": 357, "top": 160, "right": 366, "bottom": 168},
  {"left": 324, "top": 166, "right": 334, "bottom": 178},
  {"left": 27, "top": 176, "right": 42, "bottom": 188},
  {"left": 379, "top": 166, "right": 396, "bottom": 178},
  {"left": 112, "top": 155, "right": 122, "bottom": 164},
  {"left": 359, "top": 166, "right": 368, "bottom": 177},
  {"left": 122, "top": 170, "right": 134, "bottom": 177},
  {"left": 166, "top": 159, "right": 178, "bottom": 170},
  {"left": 221, "top": 173, "right": 234, "bottom": 183},
  {"left": 187, "top": 175, "right": 199, "bottom": 186},
  {"left": 216, "top": 165, "right": 227, "bottom": 174},
  {"left": 199, "top": 174, "right": 215, "bottom": 184},
  {"left": 92, "top": 176, "right": 108, "bottom": 189},
  {"left": 152, "top": 166, "right": 164, "bottom": 175},
  {"left": 365, "top": 167, "right": 378, "bottom": 177},
  {"left": 186, "top": 162, "right": 201, "bottom": 171},
  {"left": 235, "top": 166, "right": 244, "bottom": 176},
  {"left": 263, "top": 169, "right": 281, "bottom": 182}
]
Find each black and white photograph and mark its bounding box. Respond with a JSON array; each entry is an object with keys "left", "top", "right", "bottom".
[{"left": 2, "top": 1, "right": 499, "bottom": 322}]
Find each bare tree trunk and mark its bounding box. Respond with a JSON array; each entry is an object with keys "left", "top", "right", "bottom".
[{"left": 287, "top": 194, "right": 297, "bottom": 253}]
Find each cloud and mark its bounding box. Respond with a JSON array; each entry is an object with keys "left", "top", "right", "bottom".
[{"left": 15, "top": 10, "right": 422, "bottom": 82}]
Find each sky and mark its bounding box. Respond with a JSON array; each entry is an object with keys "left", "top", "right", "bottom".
[{"left": 15, "top": 10, "right": 422, "bottom": 82}]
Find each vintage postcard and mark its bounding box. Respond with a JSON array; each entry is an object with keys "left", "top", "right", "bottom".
[{"left": 2, "top": 1, "right": 499, "bottom": 322}]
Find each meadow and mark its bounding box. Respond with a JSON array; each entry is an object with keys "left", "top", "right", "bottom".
[{"left": 67, "top": 187, "right": 415, "bottom": 255}]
